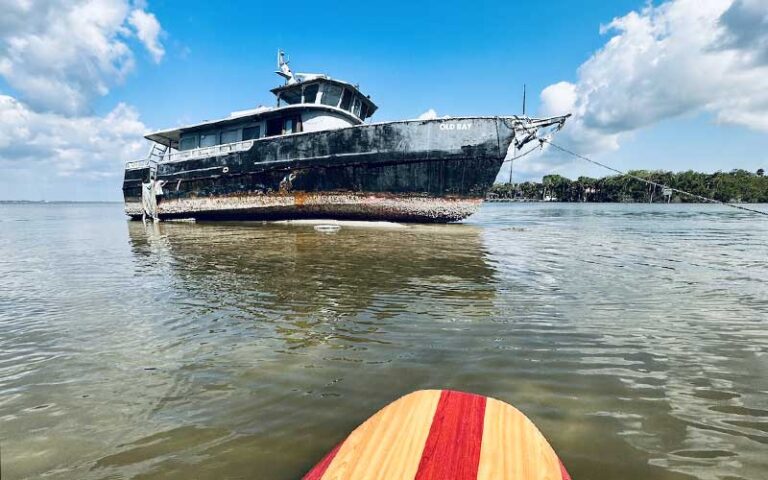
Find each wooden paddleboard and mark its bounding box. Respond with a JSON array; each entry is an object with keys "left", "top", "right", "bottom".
[{"left": 304, "top": 389, "right": 572, "bottom": 480}]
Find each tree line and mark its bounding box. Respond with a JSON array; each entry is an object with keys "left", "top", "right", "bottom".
[{"left": 489, "top": 169, "right": 768, "bottom": 203}]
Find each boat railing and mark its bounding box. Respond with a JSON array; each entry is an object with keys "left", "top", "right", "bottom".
[
  {"left": 164, "top": 139, "right": 256, "bottom": 163},
  {"left": 125, "top": 158, "right": 158, "bottom": 171},
  {"left": 125, "top": 139, "right": 257, "bottom": 169}
]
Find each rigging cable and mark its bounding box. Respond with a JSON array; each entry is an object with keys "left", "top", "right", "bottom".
[
  {"left": 540, "top": 139, "right": 768, "bottom": 217},
  {"left": 502, "top": 143, "right": 542, "bottom": 164},
  {"left": 503, "top": 143, "right": 545, "bottom": 186}
]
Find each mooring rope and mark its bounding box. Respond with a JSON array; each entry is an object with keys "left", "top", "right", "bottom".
[
  {"left": 539, "top": 139, "right": 768, "bottom": 216},
  {"left": 502, "top": 143, "right": 542, "bottom": 164}
]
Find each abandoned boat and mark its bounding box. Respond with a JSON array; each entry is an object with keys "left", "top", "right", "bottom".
[{"left": 123, "top": 51, "right": 569, "bottom": 223}]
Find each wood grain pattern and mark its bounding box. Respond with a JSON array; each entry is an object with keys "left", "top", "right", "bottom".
[
  {"left": 318, "top": 390, "right": 441, "bottom": 480},
  {"left": 414, "top": 390, "right": 486, "bottom": 480},
  {"left": 476, "top": 398, "right": 563, "bottom": 480},
  {"left": 303, "top": 390, "right": 571, "bottom": 480}
]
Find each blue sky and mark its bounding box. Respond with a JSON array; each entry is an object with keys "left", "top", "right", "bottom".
[
  {"left": 1, "top": 0, "right": 767, "bottom": 200},
  {"left": 101, "top": 0, "right": 640, "bottom": 124}
]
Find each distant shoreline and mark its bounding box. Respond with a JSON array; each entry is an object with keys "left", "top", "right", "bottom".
[
  {"left": 490, "top": 169, "right": 767, "bottom": 204},
  {"left": 484, "top": 198, "right": 767, "bottom": 204}
]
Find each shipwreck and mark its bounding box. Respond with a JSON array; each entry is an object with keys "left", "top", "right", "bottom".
[{"left": 123, "top": 51, "right": 569, "bottom": 223}]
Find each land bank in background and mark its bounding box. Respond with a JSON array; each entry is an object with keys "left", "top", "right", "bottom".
[{"left": 490, "top": 169, "right": 768, "bottom": 203}]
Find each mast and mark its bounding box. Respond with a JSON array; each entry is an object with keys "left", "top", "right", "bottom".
[
  {"left": 508, "top": 145, "right": 516, "bottom": 185},
  {"left": 522, "top": 84, "right": 526, "bottom": 116},
  {"left": 508, "top": 85, "right": 527, "bottom": 186}
]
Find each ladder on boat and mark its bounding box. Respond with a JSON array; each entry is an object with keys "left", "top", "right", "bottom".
[
  {"left": 141, "top": 143, "right": 168, "bottom": 222},
  {"left": 147, "top": 143, "right": 168, "bottom": 163}
]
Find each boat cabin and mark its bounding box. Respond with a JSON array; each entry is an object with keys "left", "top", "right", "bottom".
[{"left": 142, "top": 76, "right": 378, "bottom": 161}]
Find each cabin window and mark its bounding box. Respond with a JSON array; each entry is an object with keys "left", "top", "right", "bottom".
[
  {"left": 281, "top": 116, "right": 303, "bottom": 134},
  {"left": 352, "top": 97, "right": 362, "bottom": 117},
  {"left": 280, "top": 89, "right": 302, "bottom": 105},
  {"left": 266, "top": 118, "right": 283, "bottom": 137},
  {"left": 340, "top": 89, "right": 353, "bottom": 111},
  {"left": 221, "top": 129, "right": 240, "bottom": 144},
  {"left": 179, "top": 135, "right": 198, "bottom": 151},
  {"left": 321, "top": 84, "right": 342, "bottom": 107},
  {"left": 242, "top": 126, "right": 261, "bottom": 140},
  {"left": 200, "top": 132, "right": 218, "bottom": 147},
  {"left": 303, "top": 84, "right": 319, "bottom": 103},
  {"left": 360, "top": 103, "right": 369, "bottom": 119}
]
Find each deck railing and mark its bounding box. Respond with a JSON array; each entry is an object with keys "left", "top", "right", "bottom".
[
  {"left": 125, "top": 158, "right": 158, "bottom": 170},
  {"left": 125, "top": 139, "right": 256, "bottom": 170}
]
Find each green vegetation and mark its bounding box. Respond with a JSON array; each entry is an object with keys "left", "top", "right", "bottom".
[{"left": 489, "top": 169, "right": 768, "bottom": 203}]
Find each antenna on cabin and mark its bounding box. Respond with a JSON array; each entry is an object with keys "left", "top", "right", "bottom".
[
  {"left": 522, "top": 84, "right": 527, "bottom": 116},
  {"left": 276, "top": 49, "right": 296, "bottom": 84}
]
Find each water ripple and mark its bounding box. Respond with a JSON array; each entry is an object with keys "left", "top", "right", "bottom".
[{"left": 0, "top": 202, "right": 766, "bottom": 479}]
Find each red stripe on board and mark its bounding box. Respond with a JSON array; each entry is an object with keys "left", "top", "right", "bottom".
[
  {"left": 559, "top": 459, "right": 572, "bottom": 480},
  {"left": 414, "top": 390, "right": 487, "bottom": 480},
  {"left": 303, "top": 441, "right": 343, "bottom": 480}
]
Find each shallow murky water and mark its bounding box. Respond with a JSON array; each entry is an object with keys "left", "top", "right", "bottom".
[{"left": 1, "top": 202, "right": 766, "bottom": 479}]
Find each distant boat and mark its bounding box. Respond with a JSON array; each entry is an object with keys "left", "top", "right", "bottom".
[{"left": 123, "top": 51, "right": 569, "bottom": 223}]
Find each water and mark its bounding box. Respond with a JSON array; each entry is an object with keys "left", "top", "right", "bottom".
[{"left": 1, "top": 202, "right": 766, "bottom": 480}]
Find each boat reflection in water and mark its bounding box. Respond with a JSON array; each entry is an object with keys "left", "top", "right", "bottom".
[
  {"left": 127, "top": 220, "right": 497, "bottom": 327},
  {"left": 119, "top": 220, "right": 498, "bottom": 478}
]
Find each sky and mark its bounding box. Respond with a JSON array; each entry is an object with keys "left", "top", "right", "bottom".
[{"left": 0, "top": 0, "right": 767, "bottom": 201}]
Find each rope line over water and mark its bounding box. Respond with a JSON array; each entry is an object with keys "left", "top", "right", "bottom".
[
  {"left": 502, "top": 143, "right": 542, "bottom": 163},
  {"left": 540, "top": 139, "right": 768, "bottom": 217}
]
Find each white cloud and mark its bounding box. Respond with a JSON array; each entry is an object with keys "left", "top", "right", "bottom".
[
  {"left": 517, "top": 0, "right": 768, "bottom": 178},
  {"left": 417, "top": 108, "right": 439, "bottom": 120},
  {"left": 0, "top": 0, "right": 165, "bottom": 199},
  {"left": 0, "top": 0, "right": 165, "bottom": 115},
  {"left": 128, "top": 9, "right": 164, "bottom": 63},
  {"left": 717, "top": 0, "right": 768, "bottom": 66},
  {"left": 0, "top": 95, "right": 147, "bottom": 179},
  {"left": 416, "top": 108, "right": 452, "bottom": 120}
]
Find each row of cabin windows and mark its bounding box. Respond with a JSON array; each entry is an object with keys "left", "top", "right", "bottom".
[
  {"left": 178, "top": 116, "right": 301, "bottom": 151},
  {"left": 278, "top": 83, "right": 369, "bottom": 119}
]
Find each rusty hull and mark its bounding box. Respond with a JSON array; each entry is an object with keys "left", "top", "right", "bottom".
[{"left": 123, "top": 117, "right": 515, "bottom": 223}]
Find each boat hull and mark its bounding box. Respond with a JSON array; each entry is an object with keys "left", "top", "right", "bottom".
[
  {"left": 132, "top": 191, "right": 483, "bottom": 223},
  {"left": 123, "top": 117, "right": 515, "bottom": 223}
]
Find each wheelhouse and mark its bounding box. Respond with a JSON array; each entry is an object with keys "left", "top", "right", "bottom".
[
  {"left": 139, "top": 77, "right": 378, "bottom": 164},
  {"left": 272, "top": 77, "right": 377, "bottom": 121}
]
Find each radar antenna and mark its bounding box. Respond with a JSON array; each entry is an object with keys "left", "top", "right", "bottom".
[
  {"left": 276, "top": 49, "right": 296, "bottom": 84},
  {"left": 275, "top": 50, "right": 328, "bottom": 84}
]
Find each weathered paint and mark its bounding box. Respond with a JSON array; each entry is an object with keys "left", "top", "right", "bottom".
[
  {"left": 302, "top": 110, "right": 357, "bottom": 132},
  {"left": 123, "top": 164, "right": 153, "bottom": 217},
  {"left": 123, "top": 117, "right": 516, "bottom": 223},
  {"left": 155, "top": 192, "right": 482, "bottom": 222},
  {"left": 124, "top": 200, "right": 143, "bottom": 217}
]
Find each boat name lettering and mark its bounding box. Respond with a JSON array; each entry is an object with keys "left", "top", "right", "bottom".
[{"left": 439, "top": 123, "right": 472, "bottom": 131}]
